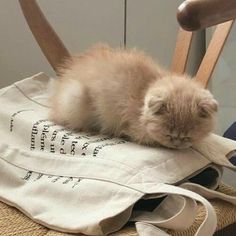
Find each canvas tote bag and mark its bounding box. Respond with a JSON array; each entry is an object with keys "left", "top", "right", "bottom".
[{"left": 0, "top": 73, "right": 236, "bottom": 236}]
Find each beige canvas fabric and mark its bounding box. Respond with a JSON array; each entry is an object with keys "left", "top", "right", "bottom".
[
  {"left": 1, "top": 183, "right": 236, "bottom": 236},
  {"left": 0, "top": 73, "right": 236, "bottom": 236}
]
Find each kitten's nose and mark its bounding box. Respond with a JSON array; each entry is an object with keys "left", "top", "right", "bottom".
[
  {"left": 171, "top": 138, "right": 182, "bottom": 147},
  {"left": 168, "top": 135, "right": 190, "bottom": 147}
]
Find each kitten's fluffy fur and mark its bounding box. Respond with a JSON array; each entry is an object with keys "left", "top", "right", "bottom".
[{"left": 49, "top": 45, "right": 218, "bottom": 149}]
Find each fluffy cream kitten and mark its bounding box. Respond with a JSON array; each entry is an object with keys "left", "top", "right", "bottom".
[{"left": 49, "top": 45, "right": 218, "bottom": 149}]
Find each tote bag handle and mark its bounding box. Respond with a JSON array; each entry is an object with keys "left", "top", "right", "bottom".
[{"left": 133, "top": 181, "right": 236, "bottom": 236}]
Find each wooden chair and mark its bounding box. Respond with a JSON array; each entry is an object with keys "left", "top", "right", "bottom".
[
  {"left": 177, "top": 0, "right": 236, "bottom": 31},
  {"left": 19, "top": 0, "right": 71, "bottom": 74},
  {"left": 171, "top": 21, "right": 234, "bottom": 88},
  {"left": 19, "top": 0, "right": 235, "bottom": 88},
  {"left": 1, "top": 0, "right": 233, "bottom": 235}
]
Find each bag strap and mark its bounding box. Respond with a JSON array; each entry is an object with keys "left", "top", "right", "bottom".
[
  {"left": 182, "top": 182, "right": 236, "bottom": 205},
  {"left": 135, "top": 222, "right": 170, "bottom": 236},
  {"left": 171, "top": 28, "right": 193, "bottom": 74},
  {"left": 134, "top": 182, "right": 236, "bottom": 236},
  {"left": 195, "top": 20, "right": 234, "bottom": 88},
  {"left": 131, "top": 183, "right": 217, "bottom": 236},
  {"left": 192, "top": 133, "right": 236, "bottom": 171},
  {"left": 131, "top": 194, "right": 197, "bottom": 230}
]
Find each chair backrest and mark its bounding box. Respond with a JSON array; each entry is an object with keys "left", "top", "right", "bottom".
[
  {"left": 19, "top": 0, "right": 234, "bottom": 88},
  {"left": 171, "top": 20, "right": 234, "bottom": 88},
  {"left": 177, "top": 0, "right": 236, "bottom": 31},
  {"left": 19, "top": 0, "right": 71, "bottom": 74}
]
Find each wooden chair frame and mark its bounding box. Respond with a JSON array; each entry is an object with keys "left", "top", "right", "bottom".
[
  {"left": 19, "top": 0, "right": 71, "bottom": 73},
  {"left": 171, "top": 20, "right": 234, "bottom": 88},
  {"left": 19, "top": 0, "right": 234, "bottom": 89},
  {"left": 177, "top": 0, "right": 236, "bottom": 31}
]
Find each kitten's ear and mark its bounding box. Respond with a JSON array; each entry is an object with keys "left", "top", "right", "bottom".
[
  {"left": 198, "top": 92, "right": 218, "bottom": 118},
  {"left": 145, "top": 93, "right": 167, "bottom": 115}
]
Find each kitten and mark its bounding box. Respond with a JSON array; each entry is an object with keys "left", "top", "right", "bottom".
[{"left": 49, "top": 44, "right": 218, "bottom": 149}]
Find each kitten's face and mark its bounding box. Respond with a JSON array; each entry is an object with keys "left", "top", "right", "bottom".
[{"left": 141, "top": 76, "right": 218, "bottom": 149}]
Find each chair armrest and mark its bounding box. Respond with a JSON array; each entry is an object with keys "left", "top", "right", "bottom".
[{"left": 177, "top": 0, "right": 236, "bottom": 31}]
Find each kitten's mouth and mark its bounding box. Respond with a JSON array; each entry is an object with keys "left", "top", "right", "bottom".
[
  {"left": 171, "top": 144, "right": 192, "bottom": 150},
  {"left": 175, "top": 145, "right": 192, "bottom": 150},
  {"left": 161, "top": 142, "right": 192, "bottom": 150}
]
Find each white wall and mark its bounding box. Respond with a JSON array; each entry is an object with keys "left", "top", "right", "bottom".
[
  {"left": 127, "top": 0, "right": 205, "bottom": 74},
  {"left": 207, "top": 26, "right": 236, "bottom": 187},
  {"left": 207, "top": 26, "right": 236, "bottom": 135},
  {"left": 0, "top": 0, "right": 124, "bottom": 88},
  {"left": 0, "top": 0, "right": 204, "bottom": 88}
]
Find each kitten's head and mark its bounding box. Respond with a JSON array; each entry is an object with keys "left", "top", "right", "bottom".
[{"left": 141, "top": 75, "right": 218, "bottom": 149}]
